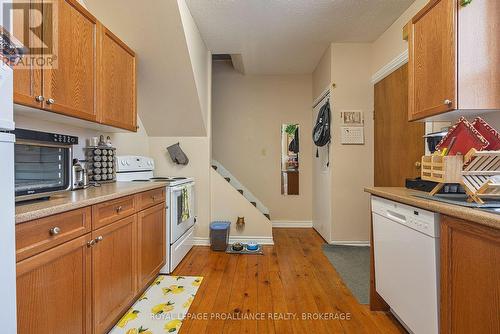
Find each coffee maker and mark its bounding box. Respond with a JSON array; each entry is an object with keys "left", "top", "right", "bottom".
[{"left": 72, "top": 159, "right": 89, "bottom": 190}]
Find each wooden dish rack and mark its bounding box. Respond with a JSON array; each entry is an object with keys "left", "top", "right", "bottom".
[
  {"left": 421, "top": 155, "right": 463, "bottom": 195},
  {"left": 421, "top": 150, "right": 500, "bottom": 203},
  {"left": 462, "top": 150, "right": 500, "bottom": 204}
]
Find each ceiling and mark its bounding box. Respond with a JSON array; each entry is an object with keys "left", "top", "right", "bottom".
[{"left": 186, "top": 0, "right": 415, "bottom": 74}]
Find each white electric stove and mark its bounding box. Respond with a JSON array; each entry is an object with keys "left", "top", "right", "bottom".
[{"left": 116, "top": 156, "right": 196, "bottom": 273}]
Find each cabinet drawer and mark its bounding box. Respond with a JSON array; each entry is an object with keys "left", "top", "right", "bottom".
[
  {"left": 16, "top": 207, "right": 91, "bottom": 262},
  {"left": 92, "top": 195, "right": 136, "bottom": 229},
  {"left": 137, "top": 187, "right": 165, "bottom": 211}
]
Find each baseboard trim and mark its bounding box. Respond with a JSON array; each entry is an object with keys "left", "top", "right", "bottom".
[
  {"left": 371, "top": 49, "right": 409, "bottom": 84},
  {"left": 272, "top": 220, "right": 313, "bottom": 228},
  {"left": 329, "top": 240, "right": 370, "bottom": 247},
  {"left": 193, "top": 236, "right": 274, "bottom": 246}
]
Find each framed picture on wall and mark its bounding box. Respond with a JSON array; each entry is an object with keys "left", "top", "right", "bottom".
[{"left": 340, "top": 110, "right": 364, "bottom": 126}]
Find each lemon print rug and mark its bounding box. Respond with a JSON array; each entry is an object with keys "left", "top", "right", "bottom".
[{"left": 109, "top": 275, "right": 203, "bottom": 334}]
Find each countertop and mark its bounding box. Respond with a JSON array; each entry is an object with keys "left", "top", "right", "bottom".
[
  {"left": 15, "top": 182, "right": 167, "bottom": 224},
  {"left": 365, "top": 187, "right": 500, "bottom": 230}
]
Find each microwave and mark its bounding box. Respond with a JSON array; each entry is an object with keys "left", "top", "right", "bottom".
[{"left": 13, "top": 129, "right": 78, "bottom": 202}]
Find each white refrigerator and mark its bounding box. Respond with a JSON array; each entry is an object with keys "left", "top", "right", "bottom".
[{"left": 1, "top": 1, "right": 18, "bottom": 330}]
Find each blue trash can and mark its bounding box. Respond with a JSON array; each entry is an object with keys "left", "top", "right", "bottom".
[{"left": 210, "top": 221, "right": 231, "bottom": 251}]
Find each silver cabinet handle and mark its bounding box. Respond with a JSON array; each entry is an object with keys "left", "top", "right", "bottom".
[
  {"left": 152, "top": 195, "right": 157, "bottom": 201},
  {"left": 95, "top": 236, "right": 104, "bottom": 242},
  {"left": 35, "top": 96, "right": 45, "bottom": 102},
  {"left": 116, "top": 206, "right": 123, "bottom": 213},
  {"left": 87, "top": 239, "right": 96, "bottom": 247},
  {"left": 46, "top": 98, "right": 55, "bottom": 105},
  {"left": 444, "top": 99, "right": 452, "bottom": 106},
  {"left": 49, "top": 227, "right": 61, "bottom": 236}
]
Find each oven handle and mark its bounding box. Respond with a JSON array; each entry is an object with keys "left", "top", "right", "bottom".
[{"left": 169, "top": 182, "right": 195, "bottom": 192}]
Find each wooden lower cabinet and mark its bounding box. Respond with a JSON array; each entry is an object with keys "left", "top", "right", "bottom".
[
  {"left": 138, "top": 203, "right": 166, "bottom": 288},
  {"left": 16, "top": 191, "right": 167, "bottom": 334},
  {"left": 17, "top": 234, "right": 92, "bottom": 334},
  {"left": 440, "top": 216, "right": 500, "bottom": 334},
  {"left": 92, "top": 215, "right": 138, "bottom": 334}
]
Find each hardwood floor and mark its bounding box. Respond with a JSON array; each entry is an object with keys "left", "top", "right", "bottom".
[{"left": 173, "top": 228, "right": 406, "bottom": 334}]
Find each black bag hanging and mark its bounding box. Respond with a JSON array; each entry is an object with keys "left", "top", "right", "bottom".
[
  {"left": 313, "top": 100, "right": 331, "bottom": 166},
  {"left": 313, "top": 100, "right": 331, "bottom": 147}
]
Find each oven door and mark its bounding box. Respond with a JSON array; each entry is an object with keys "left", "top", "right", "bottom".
[
  {"left": 15, "top": 140, "right": 73, "bottom": 201},
  {"left": 169, "top": 182, "right": 195, "bottom": 244}
]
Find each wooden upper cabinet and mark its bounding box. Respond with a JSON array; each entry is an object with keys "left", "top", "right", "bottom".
[
  {"left": 17, "top": 234, "right": 92, "bottom": 334},
  {"left": 98, "top": 24, "right": 137, "bottom": 131},
  {"left": 408, "top": 0, "right": 500, "bottom": 121},
  {"left": 457, "top": 0, "right": 500, "bottom": 110},
  {"left": 12, "top": 0, "right": 138, "bottom": 130},
  {"left": 42, "top": 0, "right": 97, "bottom": 121},
  {"left": 409, "top": 0, "right": 456, "bottom": 120},
  {"left": 12, "top": 0, "right": 43, "bottom": 108},
  {"left": 92, "top": 215, "right": 138, "bottom": 334}
]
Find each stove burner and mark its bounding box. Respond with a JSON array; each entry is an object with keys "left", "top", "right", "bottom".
[{"left": 150, "top": 177, "right": 187, "bottom": 181}]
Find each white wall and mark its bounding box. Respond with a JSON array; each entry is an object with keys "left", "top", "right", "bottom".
[
  {"left": 14, "top": 114, "right": 150, "bottom": 160},
  {"left": 312, "top": 46, "right": 333, "bottom": 242}
]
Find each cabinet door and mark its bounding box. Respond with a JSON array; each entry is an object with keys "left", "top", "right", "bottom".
[
  {"left": 98, "top": 25, "right": 137, "bottom": 131},
  {"left": 458, "top": 0, "right": 500, "bottom": 110},
  {"left": 440, "top": 216, "right": 500, "bottom": 334},
  {"left": 138, "top": 203, "right": 166, "bottom": 287},
  {"left": 42, "top": 0, "right": 97, "bottom": 121},
  {"left": 12, "top": 0, "right": 43, "bottom": 108},
  {"left": 409, "top": 0, "right": 456, "bottom": 120},
  {"left": 92, "top": 215, "right": 137, "bottom": 334},
  {"left": 17, "top": 234, "right": 92, "bottom": 334}
]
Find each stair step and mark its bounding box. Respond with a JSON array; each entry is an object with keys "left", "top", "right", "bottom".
[
  {"left": 264, "top": 213, "right": 271, "bottom": 220},
  {"left": 250, "top": 201, "right": 257, "bottom": 207},
  {"left": 211, "top": 165, "right": 218, "bottom": 170},
  {"left": 224, "top": 177, "right": 231, "bottom": 182},
  {"left": 237, "top": 189, "right": 244, "bottom": 195}
]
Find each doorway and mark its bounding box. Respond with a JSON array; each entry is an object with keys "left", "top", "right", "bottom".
[{"left": 374, "top": 64, "right": 424, "bottom": 187}]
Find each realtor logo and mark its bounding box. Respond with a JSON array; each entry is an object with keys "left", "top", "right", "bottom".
[{"left": 2, "top": 0, "right": 58, "bottom": 68}]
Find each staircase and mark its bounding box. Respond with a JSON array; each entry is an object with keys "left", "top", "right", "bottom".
[{"left": 211, "top": 160, "right": 271, "bottom": 220}]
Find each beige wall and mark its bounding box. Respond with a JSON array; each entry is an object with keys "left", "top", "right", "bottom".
[
  {"left": 177, "top": 0, "right": 210, "bottom": 129},
  {"left": 330, "top": 43, "right": 374, "bottom": 242},
  {"left": 149, "top": 136, "right": 212, "bottom": 238},
  {"left": 212, "top": 61, "right": 313, "bottom": 222},
  {"left": 371, "top": 0, "right": 429, "bottom": 75},
  {"left": 148, "top": 20, "right": 214, "bottom": 239},
  {"left": 312, "top": 45, "right": 332, "bottom": 99},
  {"left": 211, "top": 169, "right": 273, "bottom": 239}
]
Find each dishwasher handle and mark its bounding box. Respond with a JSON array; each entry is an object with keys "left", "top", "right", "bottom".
[{"left": 386, "top": 210, "right": 407, "bottom": 224}]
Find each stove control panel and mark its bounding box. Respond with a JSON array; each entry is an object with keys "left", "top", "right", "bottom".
[{"left": 116, "top": 156, "right": 155, "bottom": 172}]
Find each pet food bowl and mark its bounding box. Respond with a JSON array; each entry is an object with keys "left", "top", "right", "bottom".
[
  {"left": 232, "top": 242, "right": 244, "bottom": 251},
  {"left": 246, "top": 242, "right": 259, "bottom": 251}
]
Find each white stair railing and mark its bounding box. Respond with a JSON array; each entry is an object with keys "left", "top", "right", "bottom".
[{"left": 211, "top": 159, "right": 270, "bottom": 216}]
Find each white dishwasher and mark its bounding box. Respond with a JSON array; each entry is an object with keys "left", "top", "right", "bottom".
[{"left": 371, "top": 196, "right": 439, "bottom": 334}]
